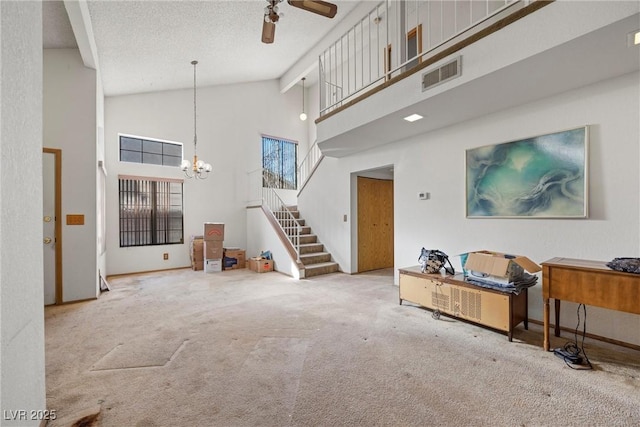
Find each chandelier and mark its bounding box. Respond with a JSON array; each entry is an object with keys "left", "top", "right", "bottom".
[{"left": 181, "top": 60, "right": 212, "bottom": 179}]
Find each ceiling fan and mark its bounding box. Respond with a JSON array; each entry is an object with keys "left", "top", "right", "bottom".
[{"left": 262, "top": 0, "right": 338, "bottom": 44}]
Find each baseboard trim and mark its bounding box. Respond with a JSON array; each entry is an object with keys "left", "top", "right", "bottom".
[
  {"left": 106, "top": 266, "right": 191, "bottom": 281},
  {"left": 60, "top": 297, "right": 97, "bottom": 305},
  {"left": 528, "top": 319, "right": 640, "bottom": 352}
]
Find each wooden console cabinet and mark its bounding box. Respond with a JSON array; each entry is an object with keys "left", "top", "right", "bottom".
[{"left": 399, "top": 266, "right": 528, "bottom": 341}]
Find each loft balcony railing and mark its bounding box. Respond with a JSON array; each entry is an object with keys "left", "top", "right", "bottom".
[{"left": 319, "top": 0, "right": 536, "bottom": 117}]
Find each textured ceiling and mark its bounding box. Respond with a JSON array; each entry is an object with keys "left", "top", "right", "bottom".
[{"left": 71, "top": 0, "right": 360, "bottom": 96}]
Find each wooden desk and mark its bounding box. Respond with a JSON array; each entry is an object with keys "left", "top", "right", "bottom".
[{"left": 541, "top": 257, "right": 640, "bottom": 351}]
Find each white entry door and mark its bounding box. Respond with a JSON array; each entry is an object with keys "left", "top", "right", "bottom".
[{"left": 43, "top": 151, "right": 56, "bottom": 305}]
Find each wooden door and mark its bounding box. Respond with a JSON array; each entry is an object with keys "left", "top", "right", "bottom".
[
  {"left": 406, "top": 25, "right": 423, "bottom": 71},
  {"left": 358, "top": 177, "right": 394, "bottom": 272},
  {"left": 43, "top": 148, "right": 62, "bottom": 305}
]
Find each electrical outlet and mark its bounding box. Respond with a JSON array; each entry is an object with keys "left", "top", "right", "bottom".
[
  {"left": 163, "top": 253, "right": 169, "bottom": 260},
  {"left": 418, "top": 192, "right": 430, "bottom": 200}
]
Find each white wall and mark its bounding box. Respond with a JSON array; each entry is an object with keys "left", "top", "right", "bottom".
[
  {"left": 299, "top": 71, "right": 640, "bottom": 346},
  {"left": 0, "top": 1, "right": 46, "bottom": 423},
  {"left": 105, "top": 79, "right": 308, "bottom": 275},
  {"left": 246, "top": 207, "right": 301, "bottom": 279},
  {"left": 308, "top": 81, "right": 320, "bottom": 144},
  {"left": 43, "top": 49, "right": 98, "bottom": 302}
]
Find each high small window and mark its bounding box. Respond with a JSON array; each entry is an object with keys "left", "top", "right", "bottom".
[
  {"left": 119, "top": 135, "right": 183, "bottom": 167},
  {"left": 262, "top": 135, "right": 297, "bottom": 190},
  {"left": 119, "top": 176, "right": 184, "bottom": 247}
]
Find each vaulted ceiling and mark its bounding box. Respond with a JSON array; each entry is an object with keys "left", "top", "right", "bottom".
[{"left": 42, "top": 0, "right": 361, "bottom": 96}]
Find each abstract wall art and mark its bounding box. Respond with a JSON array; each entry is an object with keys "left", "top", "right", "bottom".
[{"left": 466, "top": 126, "right": 588, "bottom": 218}]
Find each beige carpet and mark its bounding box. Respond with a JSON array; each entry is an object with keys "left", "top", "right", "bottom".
[{"left": 44, "top": 268, "right": 640, "bottom": 427}]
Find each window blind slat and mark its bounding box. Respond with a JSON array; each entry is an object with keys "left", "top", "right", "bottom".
[
  {"left": 261, "top": 135, "right": 297, "bottom": 190},
  {"left": 118, "top": 176, "right": 183, "bottom": 247}
]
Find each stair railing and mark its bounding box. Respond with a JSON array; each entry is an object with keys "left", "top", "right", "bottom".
[
  {"left": 297, "top": 140, "right": 324, "bottom": 196},
  {"left": 261, "top": 169, "right": 301, "bottom": 261}
]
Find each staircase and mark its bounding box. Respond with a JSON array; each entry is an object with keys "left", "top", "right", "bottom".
[{"left": 274, "top": 206, "right": 339, "bottom": 278}]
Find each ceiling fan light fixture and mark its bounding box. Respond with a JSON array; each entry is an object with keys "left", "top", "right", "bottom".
[
  {"left": 287, "top": 0, "right": 337, "bottom": 18},
  {"left": 261, "top": 0, "right": 337, "bottom": 44},
  {"left": 262, "top": 20, "right": 276, "bottom": 43}
]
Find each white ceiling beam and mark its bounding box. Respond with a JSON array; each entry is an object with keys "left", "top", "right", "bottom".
[
  {"left": 64, "top": 0, "right": 98, "bottom": 70},
  {"left": 279, "top": 0, "right": 373, "bottom": 93}
]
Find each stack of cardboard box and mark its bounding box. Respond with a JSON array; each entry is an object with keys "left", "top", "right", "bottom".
[
  {"left": 204, "top": 223, "right": 224, "bottom": 273},
  {"left": 190, "top": 236, "right": 204, "bottom": 271}
]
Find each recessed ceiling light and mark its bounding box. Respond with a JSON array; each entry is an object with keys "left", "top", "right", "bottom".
[
  {"left": 404, "top": 114, "right": 423, "bottom": 122},
  {"left": 628, "top": 30, "right": 640, "bottom": 46}
]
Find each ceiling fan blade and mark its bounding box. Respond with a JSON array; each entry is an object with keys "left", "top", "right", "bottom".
[
  {"left": 287, "top": 0, "right": 337, "bottom": 18},
  {"left": 262, "top": 20, "right": 276, "bottom": 44}
]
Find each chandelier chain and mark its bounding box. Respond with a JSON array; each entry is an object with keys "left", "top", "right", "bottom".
[
  {"left": 181, "top": 59, "right": 211, "bottom": 179},
  {"left": 192, "top": 60, "right": 198, "bottom": 156}
]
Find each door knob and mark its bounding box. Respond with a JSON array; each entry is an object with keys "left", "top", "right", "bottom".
[
  {"left": 43, "top": 237, "right": 52, "bottom": 244},
  {"left": 44, "top": 216, "right": 52, "bottom": 222}
]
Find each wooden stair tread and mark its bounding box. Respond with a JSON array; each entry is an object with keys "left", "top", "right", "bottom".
[
  {"left": 300, "top": 251, "right": 330, "bottom": 257},
  {"left": 304, "top": 262, "right": 339, "bottom": 270},
  {"left": 266, "top": 202, "right": 338, "bottom": 278}
]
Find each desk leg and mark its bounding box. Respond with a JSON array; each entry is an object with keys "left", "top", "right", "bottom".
[
  {"left": 554, "top": 299, "right": 561, "bottom": 337},
  {"left": 543, "top": 297, "right": 550, "bottom": 351},
  {"left": 524, "top": 289, "right": 529, "bottom": 330}
]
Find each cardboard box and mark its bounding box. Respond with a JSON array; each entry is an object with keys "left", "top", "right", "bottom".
[
  {"left": 205, "top": 240, "right": 224, "bottom": 259},
  {"left": 223, "top": 248, "right": 246, "bottom": 270},
  {"left": 203, "top": 223, "right": 224, "bottom": 241},
  {"left": 190, "top": 236, "right": 204, "bottom": 263},
  {"left": 464, "top": 250, "right": 541, "bottom": 282},
  {"left": 249, "top": 257, "right": 273, "bottom": 273},
  {"left": 205, "top": 258, "right": 222, "bottom": 273},
  {"left": 192, "top": 260, "right": 204, "bottom": 271}
]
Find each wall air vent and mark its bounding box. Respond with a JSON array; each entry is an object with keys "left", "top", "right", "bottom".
[{"left": 422, "top": 56, "right": 462, "bottom": 92}]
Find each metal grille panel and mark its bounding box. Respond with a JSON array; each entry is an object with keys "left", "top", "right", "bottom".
[
  {"left": 431, "top": 290, "right": 450, "bottom": 310},
  {"left": 453, "top": 288, "right": 482, "bottom": 321},
  {"left": 422, "top": 56, "right": 462, "bottom": 91}
]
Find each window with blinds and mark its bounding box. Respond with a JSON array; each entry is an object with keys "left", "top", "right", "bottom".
[
  {"left": 119, "top": 176, "right": 184, "bottom": 247},
  {"left": 262, "top": 135, "right": 297, "bottom": 190}
]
